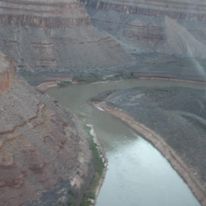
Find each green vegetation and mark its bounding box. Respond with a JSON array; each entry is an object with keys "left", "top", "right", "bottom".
[
  {"left": 73, "top": 73, "right": 102, "bottom": 83},
  {"left": 57, "top": 80, "right": 72, "bottom": 87},
  {"left": 80, "top": 125, "right": 105, "bottom": 206},
  {"left": 67, "top": 190, "right": 76, "bottom": 206},
  {"left": 89, "top": 139, "right": 104, "bottom": 175}
]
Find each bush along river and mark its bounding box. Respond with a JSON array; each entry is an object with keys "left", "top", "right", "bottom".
[{"left": 48, "top": 79, "right": 201, "bottom": 206}]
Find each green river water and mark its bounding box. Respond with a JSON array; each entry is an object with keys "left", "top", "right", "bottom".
[{"left": 48, "top": 79, "right": 201, "bottom": 206}]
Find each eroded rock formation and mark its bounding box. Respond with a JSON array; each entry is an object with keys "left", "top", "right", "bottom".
[
  {"left": 0, "top": 0, "right": 205, "bottom": 83},
  {"left": 0, "top": 0, "right": 134, "bottom": 84},
  {"left": 0, "top": 53, "right": 94, "bottom": 206}
]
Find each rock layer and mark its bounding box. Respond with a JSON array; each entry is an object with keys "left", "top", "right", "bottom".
[
  {"left": 0, "top": 0, "right": 90, "bottom": 27},
  {"left": 0, "top": 0, "right": 134, "bottom": 84},
  {"left": 84, "top": 0, "right": 206, "bottom": 57}
]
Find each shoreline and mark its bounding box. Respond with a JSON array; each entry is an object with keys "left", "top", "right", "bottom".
[
  {"left": 93, "top": 101, "right": 206, "bottom": 206},
  {"left": 36, "top": 77, "right": 77, "bottom": 92},
  {"left": 85, "top": 123, "right": 108, "bottom": 203},
  {"left": 36, "top": 76, "right": 206, "bottom": 93},
  {"left": 43, "top": 77, "right": 206, "bottom": 205},
  {"left": 137, "top": 76, "right": 206, "bottom": 85}
]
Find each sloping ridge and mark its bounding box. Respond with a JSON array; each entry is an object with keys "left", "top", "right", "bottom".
[{"left": 0, "top": 54, "right": 94, "bottom": 206}]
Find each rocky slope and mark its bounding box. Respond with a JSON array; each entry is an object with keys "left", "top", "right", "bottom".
[
  {"left": 0, "top": 53, "right": 94, "bottom": 206},
  {"left": 0, "top": 0, "right": 134, "bottom": 84}
]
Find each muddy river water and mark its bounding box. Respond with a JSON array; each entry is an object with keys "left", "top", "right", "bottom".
[{"left": 48, "top": 79, "right": 201, "bottom": 206}]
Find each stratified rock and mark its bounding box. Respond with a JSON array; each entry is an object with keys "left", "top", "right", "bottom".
[
  {"left": 0, "top": 0, "right": 134, "bottom": 84},
  {"left": 84, "top": 0, "right": 206, "bottom": 56},
  {"left": 0, "top": 53, "right": 94, "bottom": 205}
]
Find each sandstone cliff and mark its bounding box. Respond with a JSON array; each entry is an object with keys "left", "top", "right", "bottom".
[
  {"left": 0, "top": 0, "right": 135, "bottom": 84},
  {"left": 0, "top": 54, "right": 94, "bottom": 206},
  {"left": 1, "top": 0, "right": 206, "bottom": 83}
]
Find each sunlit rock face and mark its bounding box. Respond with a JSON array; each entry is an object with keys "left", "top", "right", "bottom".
[
  {"left": 0, "top": 0, "right": 134, "bottom": 83},
  {"left": 84, "top": 0, "right": 206, "bottom": 57},
  {"left": 0, "top": 53, "right": 15, "bottom": 93},
  {"left": 0, "top": 54, "right": 93, "bottom": 206}
]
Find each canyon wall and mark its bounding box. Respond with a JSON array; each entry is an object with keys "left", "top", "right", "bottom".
[
  {"left": 0, "top": 53, "right": 94, "bottom": 206},
  {"left": 84, "top": 0, "right": 206, "bottom": 57},
  {"left": 0, "top": 0, "right": 90, "bottom": 27},
  {"left": 0, "top": 0, "right": 135, "bottom": 84},
  {"left": 1, "top": 0, "right": 205, "bottom": 83}
]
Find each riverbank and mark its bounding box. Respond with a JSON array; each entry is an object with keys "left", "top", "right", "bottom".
[
  {"left": 83, "top": 124, "right": 108, "bottom": 206},
  {"left": 137, "top": 76, "right": 206, "bottom": 85},
  {"left": 37, "top": 76, "right": 206, "bottom": 93},
  {"left": 36, "top": 77, "right": 77, "bottom": 92},
  {"left": 93, "top": 101, "right": 206, "bottom": 206},
  {"left": 48, "top": 80, "right": 203, "bottom": 205}
]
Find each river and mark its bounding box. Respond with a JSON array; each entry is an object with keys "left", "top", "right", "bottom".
[{"left": 48, "top": 79, "right": 201, "bottom": 206}]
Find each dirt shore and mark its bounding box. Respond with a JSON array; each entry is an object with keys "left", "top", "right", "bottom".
[
  {"left": 36, "top": 77, "right": 206, "bottom": 93},
  {"left": 137, "top": 76, "right": 206, "bottom": 85},
  {"left": 37, "top": 76, "right": 206, "bottom": 93},
  {"left": 94, "top": 101, "right": 206, "bottom": 206},
  {"left": 36, "top": 77, "right": 76, "bottom": 92}
]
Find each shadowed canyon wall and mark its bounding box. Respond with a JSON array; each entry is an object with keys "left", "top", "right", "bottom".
[{"left": 84, "top": 0, "right": 206, "bottom": 57}]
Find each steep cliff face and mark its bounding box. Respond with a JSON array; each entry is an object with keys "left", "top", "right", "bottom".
[
  {"left": 0, "top": 0, "right": 90, "bottom": 27},
  {"left": 84, "top": 0, "right": 206, "bottom": 57},
  {"left": 1, "top": 0, "right": 205, "bottom": 83},
  {"left": 0, "top": 0, "right": 134, "bottom": 84},
  {"left": 0, "top": 53, "right": 15, "bottom": 93},
  {"left": 0, "top": 54, "right": 94, "bottom": 206}
]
